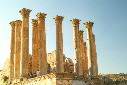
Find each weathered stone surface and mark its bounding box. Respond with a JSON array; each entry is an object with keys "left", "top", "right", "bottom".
[
  {"left": 14, "top": 20, "right": 22, "bottom": 78},
  {"left": 47, "top": 51, "right": 74, "bottom": 73},
  {"left": 36, "top": 12, "right": 47, "bottom": 75},
  {"left": 19, "top": 8, "right": 31, "bottom": 78},
  {"left": 9, "top": 21, "right": 15, "bottom": 80},
  {"left": 84, "top": 21, "right": 98, "bottom": 77},
  {"left": 54, "top": 15, "right": 64, "bottom": 73},
  {"left": 32, "top": 19, "right": 39, "bottom": 74},
  {"left": 79, "top": 31, "right": 88, "bottom": 78},
  {"left": 71, "top": 19, "right": 83, "bottom": 76}
]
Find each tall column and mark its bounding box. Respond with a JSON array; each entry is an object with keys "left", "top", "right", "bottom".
[
  {"left": 32, "top": 19, "right": 39, "bottom": 74},
  {"left": 78, "top": 30, "right": 83, "bottom": 76},
  {"left": 84, "top": 21, "right": 98, "bottom": 77},
  {"left": 79, "top": 30, "right": 88, "bottom": 77},
  {"left": 36, "top": 12, "right": 47, "bottom": 75},
  {"left": 83, "top": 42, "right": 88, "bottom": 78},
  {"left": 9, "top": 21, "right": 15, "bottom": 80},
  {"left": 92, "top": 34, "right": 98, "bottom": 76},
  {"left": 54, "top": 15, "right": 64, "bottom": 73},
  {"left": 14, "top": 20, "right": 22, "bottom": 78},
  {"left": 71, "top": 19, "right": 82, "bottom": 75},
  {"left": 19, "top": 8, "right": 31, "bottom": 77}
]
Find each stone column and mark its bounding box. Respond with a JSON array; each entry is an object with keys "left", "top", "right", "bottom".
[
  {"left": 92, "top": 34, "right": 98, "bottom": 76},
  {"left": 14, "top": 20, "right": 22, "bottom": 78},
  {"left": 78, "top": 30, "right": 84, "bottom": 76},
  {"left": 19, "top": 8, "right": 31, "bottom": 77},
  {"left": 9, "top": 21, "right": 15, "bottom": 80},
  {"left": 54, "top": 15, "right": 64, "bottom": 73},
  {"left": 84, "top": 21, "right": 98, "bottom": 77},
  {"left": 71, "top": 19, "right": 82, "bottom": 75},
  {"left": 83, "top": 42, "right": 88, "bottom": 78},
  {"left": 36, "top": 12, "right": 47, "bottom": 75},
  {"left": 32, "top": 19, "right": 39, "bottom": 74}
]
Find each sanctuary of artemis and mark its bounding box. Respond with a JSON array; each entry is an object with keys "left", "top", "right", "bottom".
[{"left": 9, "top": 8, "right": 98, "bottom": 83}]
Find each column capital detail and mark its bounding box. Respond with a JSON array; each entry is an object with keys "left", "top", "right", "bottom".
[
  {"left": 32, "top": 19, "right": 38, "bottom": 27},
  {"left": 15, "top": 20, "right": 22, "bottom": 26},
  {"left": 36, "top": 12, "right": 47, "bottom": 19},
  {"left": 54, "top": 15, "right": 64, "bottom": 23},
  {"left": 84, "top": 21, "right": 94, "bottom": 29},
  {"left": 10, "top": 21, "right": 16, "bottom": 29},
  {"left": 19, "top": 8, "right": 31, "bottom": 18},
  {"left": 71, "top": 19, "right": 80, "bottom": 27}
]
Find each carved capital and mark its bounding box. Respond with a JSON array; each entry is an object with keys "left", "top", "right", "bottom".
[
  {"left": 36, "top": 12, "right": 47, "bottom": 19},
  {"left": 10, "top": 21, "right": 15, "bottom": 30},
  {"left": 32, "top": 19, "right": 38, "bottom": 27},
  {"left": 54, "top": 15, "right": 64, "bottom": 23},
  {"left": 84, "top": 21, "right": 94, "bottom": 29},
  {"left": 15, "top": 20, "right": 22, "bottom": 26},
  {"left": 71, "top": 19, "right": 80, "bottom": 27},
  {"left": 19, "top": 8, "right": 31, "bottom": 18}
]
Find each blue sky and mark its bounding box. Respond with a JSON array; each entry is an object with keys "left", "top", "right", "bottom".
[{"left": 0, "top": 0, "right": 127, "bottom": 74}]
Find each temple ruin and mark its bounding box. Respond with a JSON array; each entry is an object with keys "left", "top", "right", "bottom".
[{"left": 9, "top": 8, "right": 98, "bottom": 85}]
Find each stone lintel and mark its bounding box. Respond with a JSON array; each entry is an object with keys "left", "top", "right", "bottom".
[{"left": 19, "top": 8, "right": 31, "bottom": 18}]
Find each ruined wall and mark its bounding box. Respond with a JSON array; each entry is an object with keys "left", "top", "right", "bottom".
[
  {"left": 11, "top": 73, "right": 87, "bottom": 85},
  {"left": 47, "top": 50, "right": 74, "bottom": 73}
]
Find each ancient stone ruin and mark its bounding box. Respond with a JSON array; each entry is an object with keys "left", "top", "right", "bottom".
[{"left": 9, "top": 8, "right": 98, "bottom": 85}]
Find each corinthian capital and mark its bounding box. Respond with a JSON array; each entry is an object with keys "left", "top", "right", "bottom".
[
  {"left": 32, "top": 19, "right": 38, "bottom": 27},
  {"left": 54, "top": 15, "right": 64, "bottom": 24},
  {"left": 15, "top": 20, "right": 22, "bottom": 26},
  {"left": 84, "top": 21, "right": 94, "bottom": 29},
  {"left": 10, "top": 21, "right": 15, "bottom": 30},
  {"left": 36, "top": 12, "right": 47, "bottom": 19},
  {"left": 19, "top": 8, "right": 31, "bottom": 18},
  {"left": 71, "top": 19, "right": 80, "bottom": 27}
]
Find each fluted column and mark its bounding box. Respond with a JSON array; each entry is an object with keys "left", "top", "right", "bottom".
[
  {"left": 54, "top": 15, "right": 64, "bottom": 73},
  {"left": 14, "top": 20, "right": 22, "bottom": 78},
  {"left": 19, "top": 8, "right": 31, "bottom": 77},
  {"left": 9, "top": 21, "right": 15, "bottom": 80},
  {"left": 71, "top": 19, "right": 82, "bottom": 75},
  {"left": 36, "top": 12, "right": 47, "bottom": 75},
  {"left": 32, "top": 19, "right": 39, "bottom": 74},
  {"left": 84, "top": 21, "right": 98, "bottom": 77}
]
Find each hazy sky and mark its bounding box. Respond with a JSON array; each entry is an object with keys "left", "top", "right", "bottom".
[{"left": 0, "top": 0, "right": 127, "bottom": 74}]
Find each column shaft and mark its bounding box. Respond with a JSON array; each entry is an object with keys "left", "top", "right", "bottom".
[
  {"left": 9, "top": 21, "right": 15, "bottom": 80},
  {"left": 84, "top": 21, "right": 98, "bottom": 77},
  {"left": 92, "top": 34, "right": 98, "bottom": 76},
  {"left": 36, "top": 13, "right": 47, "bottom": 75},
  {"left": 19, "top": 8, "right": 31, "bottom": 77},
  {"left": 55, "top": 16, "right": 64, "bottom": 73},
  {"left": 71, "top": 19, "right": 82, "bottom": 75},
  {"left": 14, "top": 20, "right": 22, "bottom": 78},
  {"left": 82, "top": 42, "right": 88, "bottom": 77},
  {"left": 32, "top": 19, "right": 39, "bottom": 74}
]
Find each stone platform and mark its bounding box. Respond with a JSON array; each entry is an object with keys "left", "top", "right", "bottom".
[{"left": 10, "top": 73, "right": 87, "bottom": 85}]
